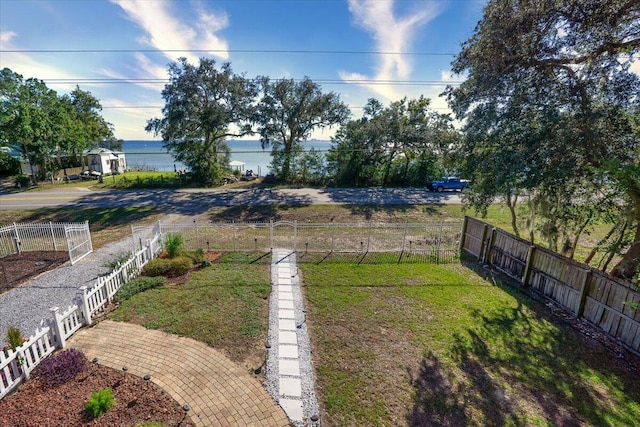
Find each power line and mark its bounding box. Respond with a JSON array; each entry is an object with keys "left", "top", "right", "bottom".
[
  {"left": 2, "top": 48, "right": 456, "bottom": 56},
  {"left": 43, "top": 78, "right": 463, "bottom": 86}
]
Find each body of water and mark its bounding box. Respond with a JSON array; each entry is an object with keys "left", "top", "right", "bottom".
[{"left": 122, "top": 140, "right": 332, "bottom": 175}]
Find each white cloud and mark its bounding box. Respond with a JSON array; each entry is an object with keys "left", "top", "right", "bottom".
[
  {"left": 0, "top": 31, "right": 78, "bottom": 91},
  {"left": 342, "top": 0, "right": 442, "bottom": 101},
  {"left": 109, "top": 0, "right": 229, "bottom": 64}
]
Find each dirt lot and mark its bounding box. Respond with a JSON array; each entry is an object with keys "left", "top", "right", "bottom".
[{"left": 0, "top": 251, "right": 69, "bottom": 294}]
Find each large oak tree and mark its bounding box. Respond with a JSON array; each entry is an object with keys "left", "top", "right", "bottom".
[
  {"left": 146, "top": 58, "right": 257, "bottom": 186},
  {"left": 447, "top": 0, "right": 640, "bottom": 280},
  {"left": 254, "top": 77, "right": 350, "bottom": 181}
]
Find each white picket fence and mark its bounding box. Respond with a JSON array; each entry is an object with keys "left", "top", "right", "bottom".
[{"left": 0, "top": 227, "right": 163, "bottom": 400}]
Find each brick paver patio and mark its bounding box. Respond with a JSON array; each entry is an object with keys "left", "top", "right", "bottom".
[{"left": 69, "top": 320, "right": 291, "bottom": 427}]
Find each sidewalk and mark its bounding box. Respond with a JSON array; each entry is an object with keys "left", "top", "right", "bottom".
[{"left": 69, "top": 320, "right": 291, "bottom": 427}]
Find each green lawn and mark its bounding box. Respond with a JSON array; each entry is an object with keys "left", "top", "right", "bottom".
[
  {"left": 302, "top": 261, "right": 640, "bottom": 427},
  {"left": 109, "top": 252, "right": 271, "bottom": 364}
]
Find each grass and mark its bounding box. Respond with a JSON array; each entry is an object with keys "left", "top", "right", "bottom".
[
  {"left": 0, "top": 206, "right": 160, "bottom": 248},
  {"left": 109, "top": 252, "right": 271, "bottom": 363},
  {"left": 301, "top": 260, "right": 640, "bottom": 427}
]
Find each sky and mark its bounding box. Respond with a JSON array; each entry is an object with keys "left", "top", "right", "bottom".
[{"left": 0, "top": 0, "right": 486, "bottom": 140}]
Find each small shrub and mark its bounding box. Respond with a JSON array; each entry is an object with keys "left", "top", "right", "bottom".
[
  {"left": 6, "top": 326, "right": 24, "bottom": 350},
  {"left": 15, "top": 175, "right": 31, "bottom": 188},
  {"left": 104, "top": 251, "right": 132, "bottom": 270},
  {"left": 35, "top": 348, "right": 88, "bottom": 388},
  {"left": 164, "top": 232, "right": 184, "bottom": 258},
  {"left": 85, "top": 388, "right": 114, "bottom": 418},
  {"left": 114, "top": 276, "right": 166, "bottom": 303},
  {"left": 143, "top": 256, "right": 193, "bottom": 278}
]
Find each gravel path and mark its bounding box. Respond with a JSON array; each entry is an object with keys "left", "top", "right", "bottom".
[{"left": 0, "top": 235, "right": 137, "bottom": 346}]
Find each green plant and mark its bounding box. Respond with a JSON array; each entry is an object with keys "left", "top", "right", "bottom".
[
  {"left": 142, "top": 256, "right": 193, "bottom": 278},
  {"left": 104, "top": 251, "right": 132, "bottom": 270},
  {"left": 85, "top": 388, "right": 114, "bottom": 418},
  {"left": 114, "top": 276, "right": 166, "bottom": 303},
  {"left": 6, "top": 326, "right": 24, "bottom": 350},
  {"left": 164, "top": 232, "right": 184, "bottom": 258},
  {"left": 15, "top": 175, "right": 31, "bottom": 188}
]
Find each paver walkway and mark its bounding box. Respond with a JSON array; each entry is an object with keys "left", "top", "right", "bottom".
[{"left": 69, "top": 320, "right": 291, "bottom": 427}]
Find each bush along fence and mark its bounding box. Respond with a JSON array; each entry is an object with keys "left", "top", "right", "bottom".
[
  {"left": 0, "top": 221, "right": 93, "bottom": 265},
  {"left": 0, "top": 226, "right": 163, "bottom": 400},
  {"left": 461, "top": 216, "right": 640, "bottom": 356},
  {"left": 132, "top": 220, "right": 464, "bottom": 264}
]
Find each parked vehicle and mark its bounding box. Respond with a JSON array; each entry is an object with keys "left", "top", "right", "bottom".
[{"left": 428, "top": 176, "right": 469, "bottom": 192}]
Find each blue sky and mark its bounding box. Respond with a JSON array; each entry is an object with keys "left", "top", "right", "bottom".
[{"left": 1, "top": 0, "right": 486, "bottom": 140}]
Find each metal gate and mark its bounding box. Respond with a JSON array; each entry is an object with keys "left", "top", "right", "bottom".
[
  {"left": 270, "top": 221, "right": 297, "bottom": 250},
  {"left": 65, "top": 221, "right": 93, "bottom": 265}
]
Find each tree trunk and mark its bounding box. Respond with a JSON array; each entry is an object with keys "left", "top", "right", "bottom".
[{"left": 611, "top": 191, "right": 640, "bottom": 280}]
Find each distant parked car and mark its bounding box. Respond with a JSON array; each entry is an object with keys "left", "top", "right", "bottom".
[{"left": 427, "top": 176, "right": 469, "bottom": 192}]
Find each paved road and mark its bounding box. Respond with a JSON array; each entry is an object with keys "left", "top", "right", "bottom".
[{"left": 0, "top": 186, "right": 463, "bottom": 211}]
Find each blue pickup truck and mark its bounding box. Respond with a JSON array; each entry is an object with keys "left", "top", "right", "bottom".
[{"left": 427, "top": 176, "right": 469, "bottom": 192}]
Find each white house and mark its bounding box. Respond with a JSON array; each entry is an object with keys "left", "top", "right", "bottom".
[{"left": 85, "top": 148, "right": 127, "bottom": 175}]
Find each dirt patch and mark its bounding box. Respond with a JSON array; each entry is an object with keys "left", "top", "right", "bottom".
[
  {"left": 0, "top": 362, "right": 195, "bottom": 427},
  {"left": 0, "top": 251, "right": 69, "bottom": 294}
]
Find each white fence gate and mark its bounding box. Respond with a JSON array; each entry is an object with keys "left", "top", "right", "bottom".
[
  {"left": 0, "top": 222, "right": 93, "bottom": 265},
  {"left": 64, "top": 222, "right": 93, "bottom": 265}
]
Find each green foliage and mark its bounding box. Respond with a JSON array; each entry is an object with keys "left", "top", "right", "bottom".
[
  {"left": 0, "top": 67, "right": 115, "bottom": 184},
  {"left": 145, "top": 58, "right": 257, "bottom": 186},
  {"left": 114, "top": 276, "right": 166, "bottom": 303},
  {"left": 6, "top": 326, "right": 24, "bottom": 350},
  {"left": 104, "top": 251, "right": 132, "bottom": 270},
  {"left": 0, "top": 153, "right": 19, "bottom": 176},
  {"left": 327, "top": 97, "right": 454, "bottom": 187},
  {"left": 447, "top": 1, "right": 640, "bottom": 274},
  {"left": 14, "top": 175, "right": 32, "bottom": 188},
  {"left": 142, "top": 256, "right": 192, "bottom": 278},
  {"left": 255, "top": 76, "right": 350, "bottom": 182},
  {"left": 164, "top": 232, "right": 184, "bottom": 258},
  {"left": 85, "top": 388, "right": 114, "bottom": 418}
]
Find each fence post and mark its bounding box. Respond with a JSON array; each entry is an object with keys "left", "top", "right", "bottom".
[
  {"left": 50, "top": 221, "right": 57, "bottom": 251},
  {"left": 575, "top": 268, "right": 592, "bottom": 318},
  {"left": 195, "top": 221, "right": 200, "bottom": 250},
  {"left": 478, "top": 224, "right": 489, "bottom": 262},
  {"left": 270, "top": 220, "right": 273, "bottom": 250},
  {"left": 146, "top": 239, "right": 152, "bottom": 261},
  {"left": 483, "top": 228, "right": 497, "bottom": 265},
  {"left": 522, "top": 245, "right": 536, "bottom": 287},
  {"left": 15, "top": 345, "right": 30, "bottom": 380},
  {"left": 398, "top": 222, "right": 408, "bottom": 264},
  {"left": 459, "top": 216, "right": 469, "bottom": 256},
  {"left": 13, "top": 222, "right": 21, "bottom": 255},
  {"left": 85, "top": 221, "right": 93, "bottom": 253},
  {"left": 79, "top": 286, "right": 93, "bottom": 326},
  {"left": 49, "top": 307, "right": 66, "bottom": 349},
  {"left": 294, "top": 220, "right": 298, "bottom": 252}
]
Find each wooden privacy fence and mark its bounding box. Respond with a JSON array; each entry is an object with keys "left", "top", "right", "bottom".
[
  {"left": 0, "top": 228, "right": 162, "bottom": 400},
  {"left": 132, "top": 220, "right": 463, "bottom": 264},
  {"left": 0, "top": 222, "right": 92, "bottom": 265},
  {"left": 461, "top": 216, "right": 640, "bottom": 355}
]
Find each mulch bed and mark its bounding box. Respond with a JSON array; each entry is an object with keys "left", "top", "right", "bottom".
[
  {"left": 0, "top": 363, "right": 195, "bottom": 427},
  {"left": 0, "top": 251, "right": 70, "bottom": 294}
]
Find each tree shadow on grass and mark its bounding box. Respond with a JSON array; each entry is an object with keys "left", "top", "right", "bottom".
[
  {"left": 406, "top": 258, "right": 640, "bottom": 426},
  {"left": 406, "top": 351, "right": 469, "bottom": 427},
  {"left": 16, "top": 206, "right": 158, "bottom": 232}
]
